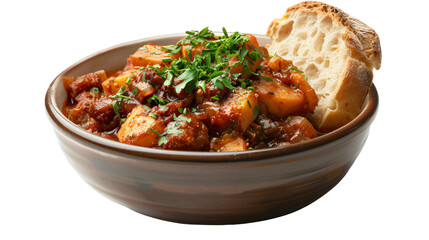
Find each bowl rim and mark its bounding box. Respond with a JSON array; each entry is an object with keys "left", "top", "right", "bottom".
[{"left": 45, "top": 33, "right": 379, "bottom": 163}]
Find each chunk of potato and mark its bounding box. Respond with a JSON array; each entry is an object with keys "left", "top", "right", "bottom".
[
  {"left": 117, "top": 105, "right": 165, "bottom": 147},
  {"left": 290, "top": 72, "right": 318, "bottom": 113},
  {"left": 220, "top": 137, "right": 248, "bottom": 152},
  {"left": 266, "top": 56, "right": 318, "bottom": 113},
  {"left": 101, "top": 71, "right": 133, "bottom": 96},
  {"left": 127, "top": 44, "right": 181, "bottom": 68},
  {"left": 211, "top": 133, "right": 248, "bottom": 152},
  {"left": 203, "top": 88, "right": 258, "bottom": 131},
  {"left": 254, "top": 78, "right": 305, "bottom": 118},
  {"left": 224, "top": 88, "right": 258, "bottom": 131}
]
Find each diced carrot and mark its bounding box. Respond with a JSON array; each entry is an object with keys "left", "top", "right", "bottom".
[
  {"left": 126, "top": 44, "right": 181, "bottom": 69},
  {"left": 101, "top": 71, "right": 133, "bottom": 96}
]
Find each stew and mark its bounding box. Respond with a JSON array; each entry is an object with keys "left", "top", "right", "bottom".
[{"left": 62, "top": 28, "right": 319, "bottom": 152}]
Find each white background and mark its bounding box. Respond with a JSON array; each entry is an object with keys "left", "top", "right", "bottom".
[{"left": 1, "top": 0, "right": 428, "bottom": 239}]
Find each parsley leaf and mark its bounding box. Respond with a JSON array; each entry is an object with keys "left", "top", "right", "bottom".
[
  {"left": 148, "top": 95, "right": 169, "bottom": 105},
  {"left": 175, "top": 68, "right": 198, "bottom": 93}
]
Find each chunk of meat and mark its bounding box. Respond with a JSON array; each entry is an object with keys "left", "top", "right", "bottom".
[
  {"left": 125, "top": 44, "right": 181, "bottom": 69},
  {"left": 134, "top": 82, "right": 154, "bottom": 101},
  {"left": 201, "top": 87, "right": 258, "bottom": 132},
  {"left": 280, "top": 116, "right": 318, "bottom": 143},
  {"left": 63, "top": 70, "right": 107, "bottom": 98},
  {"left": 161, "top": 114, "right": 209, "bottom": 151},
  {"left": 118, "top": 105, "right": 166, "bottom": 147},
  {"left": 62, "top": 92, "right": 96, "bottom": 124},
  {"left": 88, "top": 96, "right": 115, "bottom": 125}
]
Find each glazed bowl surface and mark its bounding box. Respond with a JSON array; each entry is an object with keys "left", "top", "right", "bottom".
[{"left": 45, "top": 34, "right": 378, "bottom": 224}]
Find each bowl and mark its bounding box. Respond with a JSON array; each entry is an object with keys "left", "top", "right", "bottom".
[{"left": 45, "top": 34, "right": 378, "bottom": 224}]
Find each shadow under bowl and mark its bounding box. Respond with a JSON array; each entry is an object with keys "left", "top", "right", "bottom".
[{"left": 45, "top": 34, "right": 378, "bottom": 224}]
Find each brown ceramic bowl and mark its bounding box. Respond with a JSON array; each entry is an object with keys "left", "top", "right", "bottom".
[{"left": 45, "top": 34, "right": 378, "bottom": 224}]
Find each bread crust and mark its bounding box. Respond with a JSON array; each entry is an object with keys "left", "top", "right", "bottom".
[
  {"left": 312, "top": 58, "right": 373, "bottom": 132},
  {"left": 267, "top": 1, "right": 381, "bottom": 132}
]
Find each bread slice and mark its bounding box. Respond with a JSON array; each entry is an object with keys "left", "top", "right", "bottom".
[{"left": 267, "top": 1, "right": 381, "bottom": 132}]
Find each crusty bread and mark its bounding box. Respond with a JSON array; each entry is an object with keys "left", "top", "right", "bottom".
[{"left": 267, "top": 1, "right": 381, "bottom": 132}]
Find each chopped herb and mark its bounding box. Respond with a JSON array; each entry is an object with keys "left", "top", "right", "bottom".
[
  {"left": 139, "top": 47, "right": 148, "bottom": 51},
  {"left": 158, "top": 105, "right": 169, "bottom": 112},
  {"left": 149, "top": 128, "right": 161, "bottom": 135},
  {"left": 286, "top": 67, "right": 308, "bottom": 80},
  {"left": 112, "top": 101, "right": 120, "bottom": 115},
  {"left": 161, "top": 44, "right": 181, "bottom": 55},
  {"left": 125, "top": 78, "right": 132, "bottom": 85},
  {"left": 162, "top": 58, "right": 172, "bottom": 62},
  {"left": 143, "top": 105, "right": 151, "bottom": 111},
  {"left": 132, "top": 88, "right": 139, "bottom": 96},
  {"left": 141, "top": 72, "right": 146, "bottom": 82},
  {"left": 212, "top": 77, "right": 224, "bottom": 90},
  {"left": 165, "top": 122, "right": 183, "bottom": 135},
  {"left": 174, "top": 114, "right": 191, "bottom": 123},
  {"left": 148, "top": 81, "right": 157, "bottom": 88},
  {"left": 222, "top": 27, "right": 229, "bottom": 38},
  {"left": 197, "top": 80, "right": 206, "bottom": 92},
  {"left": 109, "top": 86, "right": 133, "bottom": 101},
  {"left": 261, "top": 76, "right": 272, "bottom": 81},
  {"left": 221, "top": 78, "right": 235, "bottom": 90},
  {"left": 148, "top": 95, "right": 169, "bottom": 105},
  {"left": 241, "top": 81, "right": 247, "bottom": 88},
  {"left": 247, "top": 86, "right": 255, "bottom": 92},
  {"left": 253, "top": 105, "right": 260, "bottom": 120},
  {"left": 178, "top": 108, "right": 188, "bottom": 114},
  {"left": 247, "top": 100, "right": 252, "bottom": 108},
  {"left": 149, "top": 64, "right": 161, "bottom": 70},
  {"left": 158, "top": 136, "right": 168, "bottom": 146},
  {"left": 149, "top": 112, "right": 158, "bottom": 119},
  {"left": 175, "top": 68, "right": 198, "bottom": 93},
  {"left": 163, "top": 71, "right": 173, "bottom": 86},
  {"left": 89, "top": 87, "right": 99, "bottom": 93},
  {"left": 211, "top": 94, "right": 222, "bottom": 101},
  {"left": 268, "top": 91, "right": 274, "bottom": 95}
]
